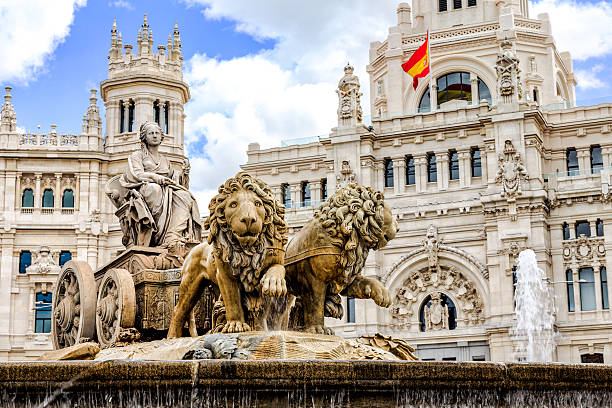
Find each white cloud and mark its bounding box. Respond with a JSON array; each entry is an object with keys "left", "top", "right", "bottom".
[
  {"left": 575, "top": 64, "right": 606, "bottom": 90},
  {"left": 181, "top": 0, "right": 397, "bottom": 210},
  {"left": 531, "top": 0, "right": 612, "bottom": 60},
  {"left": 0, "top": 0, "right": 86, "bottom": 84},
  {"left": 108, "top": 0, "right": 133, "bottom": 10}
]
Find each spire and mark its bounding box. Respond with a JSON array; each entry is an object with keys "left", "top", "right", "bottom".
[
  {"left": 1, "top": 86, "right": 17, "bottom": 133},
  {"left": 150, "top": 28, "right": 153, "bottom": 44},
  {"left": 137, "top": 27, "right": 142, "bottom": 56},
  {"left": 111, "top": 19, "right": 117, "bottom": 46},
  {"left": 83, "top": 89, "right": 101, "bottom": 136},
  {"left": 172, "top": 21, "right": 182, "bottom": 60}
]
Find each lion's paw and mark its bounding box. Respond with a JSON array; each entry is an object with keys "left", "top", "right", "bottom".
[
  {"left": 364, "top": 280, "right": 392, "bottom": 308},
  {"left": 221, "top": 321, "right": 251, "bottom": 333},
  {"left": 261, "top": 265, "right": 287, "bottom": 297},
  {"left": 304, "top": 325, "right": 335, "bottom": 335}
]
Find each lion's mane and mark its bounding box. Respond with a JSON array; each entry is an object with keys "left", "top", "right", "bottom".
[
  {"left": 314, "top": 184, "right": 385, "bottom": 284},
  {"left": 205, "top": 172, "right": 287, "bottom": 292}
]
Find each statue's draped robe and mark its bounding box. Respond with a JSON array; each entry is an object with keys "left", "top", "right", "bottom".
[{"left": 120, "top": 149, "right": 202, "bottom": 247}]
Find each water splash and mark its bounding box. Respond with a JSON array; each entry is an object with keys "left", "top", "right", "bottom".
[{"left": 512, "top": 249, "right": 557, "bottom": 362}]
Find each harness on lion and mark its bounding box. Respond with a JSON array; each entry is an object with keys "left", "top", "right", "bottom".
[{"left": 283, "top": 244, "right": 342, "bottom": 266}]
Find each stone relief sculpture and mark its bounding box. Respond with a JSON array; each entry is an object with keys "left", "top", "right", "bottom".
[
  {"left": 423, "top": 224, "right": 442, "bottom": 271},
  {"left": 424, "top": 292, "right": 449, "bottom": 331},
  {"left": 496, "top": 39, "right": 522, "bottom": 103},
  {"left": 167, "top": 172, "right": 288, "bottom": 336},
  {"left": 27, "top": 246, "right": 61, "bottom": 275},
  {"left": 496, "top": 141, "right": 527, "bottom": 195},
  {"left": 336, "top": 160, "right": 356, "bottom": 187},
  {"left": 284, "top": 184, "right": 398, "bottom": 334}
]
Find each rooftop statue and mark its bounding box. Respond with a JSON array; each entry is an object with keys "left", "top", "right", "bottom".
[{"left": 168, "top": 172, "right": 288, "bottom": 336}]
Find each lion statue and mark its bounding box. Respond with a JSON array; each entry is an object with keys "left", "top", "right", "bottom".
[
  {"left": 167, "top": 172, "right": 288, "bottom": 337},
  {"left": 284, "top": 184, "right": 398, "bottom": 334}
]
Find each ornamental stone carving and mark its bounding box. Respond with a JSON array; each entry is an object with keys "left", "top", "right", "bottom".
[
  {"left": 424, "top": 292, "right": 448, "bottom": 331},
  {"left": 495, "top": 39, "right": 522, "bottom": 103},
  {"left": 336, "top": 160, "right": 356, "bottom": 187},
  {"left": 1, "top": 87, "right": 17, "bottom": 133},
  {"left": 562, "top": 235, "right": 606, "bottom": 268},
  {"left": 423, "top": 224, "right": 441, "bottom": 271},
  {"left": 495, "top": 140, "right": 528, "bottom": 200},
  {"left": 390, "top": 265, "right": 484, "bottom": 331},
  {"left": 26, "top": 246, "right": 61, "bottom": 275},
  {"left": 336, "top": 64, "right": 363, "bottom": 128}
]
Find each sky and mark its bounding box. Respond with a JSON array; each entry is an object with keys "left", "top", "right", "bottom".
[{"left": 0, "top": 0, "right": 611, "bottom": 211}]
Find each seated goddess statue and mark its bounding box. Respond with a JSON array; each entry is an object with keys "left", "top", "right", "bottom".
[{"left": 108, "top": 121, "right": 202, "bottom": 253}]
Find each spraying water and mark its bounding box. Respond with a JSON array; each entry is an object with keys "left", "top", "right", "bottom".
[{"left": 513, "top": 249, "right": 557, "bottom": 362}]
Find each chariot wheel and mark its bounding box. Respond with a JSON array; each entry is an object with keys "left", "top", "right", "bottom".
[
  {"left": 95, "top": 268, "right": 136, "bottom": 348},
  {"left": 52, "top": 260, "right": 97, "bottom": 349}
]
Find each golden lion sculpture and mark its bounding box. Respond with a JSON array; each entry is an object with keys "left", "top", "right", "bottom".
[
  {"left": 167, "top": 172, "right": 288, "bottom": 336},
  {"left": 284, "top": 184, "right": 398, "bottom": 334}
]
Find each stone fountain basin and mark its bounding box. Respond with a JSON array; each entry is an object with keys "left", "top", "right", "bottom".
[{"left": 1, "top": 360, "right": 611, "bottom": 407}]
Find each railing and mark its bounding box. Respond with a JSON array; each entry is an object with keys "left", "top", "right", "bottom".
[
  {"left": 20, "top": 207, "right": 33, "bottom": 214},
  {"left": 18, "top": 132, "right": 79, "bottom": 147},
  {"left": 283, "top": 200, "right": 325, "bottom": 209},
  {"left": 61, "top": 208, "right": 74, "bottom": 215},
  {"left": 540, "top": 101, "right": 574, "bottom": 111},
  {"left": 280, "top": 136, "right": 323, "bottom": 147},
  {"left": 41, "top": 208, "right": 54, "bottom": 215},
  {"left": 543, "top": 166, "right": 609, "bottom": 181}
]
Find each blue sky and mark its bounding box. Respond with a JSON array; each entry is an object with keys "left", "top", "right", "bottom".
[{"left": 1, "top": 0, "right": 611, "bottom": 207}]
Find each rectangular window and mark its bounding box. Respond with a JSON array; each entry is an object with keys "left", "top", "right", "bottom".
[
  {"left": 442, "top": 357, "right": 457, "bottom": 361},
  {"left": 19, "top": 251, "right": 31, "bottom": 274},
  {"left": 384, "top": 159, "right": 394, "bottom": 188},
  {"left": 579, "top": 267, "right": 596, "bottom": 311},
  {"left": 533, "top": 89, "right": 538, "bottom": 103},
  {"left": 301, "top": 182, "right": 311, "bottom": 207},
  {"left": 467, "top": 0, "right": 477, "bottom": 6},
  {"left": 562, "top": 223, "right": 570, "bottom": 240},
  {"left": 453, "top": 0, "right": 462, "bottom": 9},
  {"left": 575, "top": 220, "right": 591, "bottom": 238},
  {"left": 581, "top": 353, "right": 604, "bottom": 363},
  {"left": 602, "top": 266, "right": 609, "bottom": 310},
  {"left": 597, "top": 219, "right": 604, "bottom": 237},
  {"left": 566, "top": 148, "right": 578, "bottom": 176},
  {"left": 439, "top": 0, "right": 448, "bottom": 12},
  {"left": 35, "top": 293, "right": 52, "bottom": 333},
  {"left": 566, "top": 269, "right": 575, "bottom": 312},
  {"left": 472, "top": 148, "right": 482, "bottom": 178},
  {"left": 281, "top": 184, "right": 291, "bottom": 208},
  {"left": 119, "top": 101, "right": 125, "bottom": 133},
  {"left": 449, "top": 150, "right": 459, "bottom": 180},
  {"left": 591, "top": 145, "right": 603, "bottom": 174},
  {"left": 427, "top": 153, "right": 437, "bottom": 183},
  {"left": 472, "top": 355, "right": 486, "bottom": 361},
  {"left": 346, "top": 297, "right": 355, "bottom": 323},
  {"left": 321, "top": 178, "right": 327, "bottom": 201},
  {"left": 406, "top": 156, "right": 415, "bottom": 185}
]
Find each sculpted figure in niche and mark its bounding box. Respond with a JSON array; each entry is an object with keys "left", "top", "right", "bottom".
[
  {"left": 119, "top": 121, "right": 202, "bottom": 248},
  {"left": 425, "top": 292, "right": 448, "bottom": 331}
]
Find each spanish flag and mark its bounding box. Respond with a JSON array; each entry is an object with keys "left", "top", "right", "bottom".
[{"left": 402, "top": 31, "right": 430, "bottom": 90}]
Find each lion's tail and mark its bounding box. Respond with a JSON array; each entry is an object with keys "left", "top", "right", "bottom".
[{"left": 324, "top": 288, "right": 344, "bottom": 320}]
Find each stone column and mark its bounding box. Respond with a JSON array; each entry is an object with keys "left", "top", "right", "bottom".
[
  {"left": 135, "top": 97, "right": 154, "bottom": 132},
  {"left": 436, "top": 151, "right": 448, "bottom": 190},
  {"left": 392, "top": 157, "right": 405, "bottom": 194},
  {"left": 34, "top": 173, "right": 41, "bottom": 209},
  {"left": 572, "top": 267, "right": 581, "bottom": 312},
  {"left": 310, "top": 180, "right": 322, "bottom": 204},
  {"left": 480, "top": 146, "right": 488, "bottom": 182},
  {"left": 54, "top": 173, "right": 61, "bottom": 210},
  {"left": 290, "top": 182, "right": 301, "bottom": 208},
  {"left": 13, "top": 172, "right": 20, "bottom": 209},
  {"left": 577, "top": 148, "right": 589, "bottom": 174},
  {"left": 470, "top": 74, "right": 479, "bottom": 105},
  {"left": 602, "top": 147, "right": 612, "bottom": 170},
  {"left": 457, "top": 150, "right": 470, "bottom": 188},
  {"left": 414, "top": 155, "right": 427, "bottom": 193},
  {"left": 430, "top": 82, "right": 438, "bottom": 112},
  {"left": 593, "top": 264, "right": 602, "bottom": 312},
  {"left": 122, "top": 102, "right": 129, "bottom": 133},
  {"left": 28, "top": 287, "right": 35, "bottom": 333}
]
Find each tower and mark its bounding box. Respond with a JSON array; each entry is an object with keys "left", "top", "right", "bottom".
[{"left": 100, "top": 15, "right": 189, "bottom": 159}]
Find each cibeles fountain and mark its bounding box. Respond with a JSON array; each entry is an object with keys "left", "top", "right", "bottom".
[{"left": 1, "top": 123, "right": 611, "bottom": 407}]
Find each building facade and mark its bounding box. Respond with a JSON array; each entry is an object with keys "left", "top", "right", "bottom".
[
  {"left": 243, "top": 2, "right": 612, "bottom": 363},
  {"left": 0, "top": 16, "right": 191, "bottom": 360}
]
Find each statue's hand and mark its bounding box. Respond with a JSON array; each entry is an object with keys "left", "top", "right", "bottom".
[{"left": 261, "top": 264, "right": 287, "bottom": 297}]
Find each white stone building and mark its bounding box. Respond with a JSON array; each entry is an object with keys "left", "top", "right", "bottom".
[
  {"left": 243, "top": 1, "right": 612, "bottom": 363},
  {"left": 0, "top": 16, "right": 191, "bottom": 360}
]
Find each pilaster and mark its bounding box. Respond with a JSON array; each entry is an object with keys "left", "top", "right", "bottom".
[
  {"left": 414, "top": 155, "right": 427, "bottom": 193},
  {"left": 436, "top": 151, "right": 448, "bottom": 190}
]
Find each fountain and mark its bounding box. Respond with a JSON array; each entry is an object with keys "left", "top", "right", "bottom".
[
  {"left": 512, "top": 249, "right": 557, "bottom": 362},
  {"left": 0, "top": 172, "right": 611, "bottom": 406}
]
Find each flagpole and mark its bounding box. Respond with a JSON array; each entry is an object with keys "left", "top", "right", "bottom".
[{"left": 427, "top": 29, "right": 433, "bottom": 112}]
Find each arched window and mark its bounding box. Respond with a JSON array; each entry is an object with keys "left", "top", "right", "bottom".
[
  {"left": 59, "top": 250, "right": 72, "bottom": 267},
  {"left": 22, "top": 188, "right": 34, "bottom": 207},
  {"left": 19, "top": 251, "right": 31, "bottom": 274},
  {"left": 418, "top": 73, "right": 492, "bottom": 112},
  {"left": 419, "top": 293, "right": 456, "bottom": 331},
  {"left": 42, "top": 189, "right": 54, "bottom": 208},
  {"left": 62, "top": 189, "right": 74, "bottom": 208}
]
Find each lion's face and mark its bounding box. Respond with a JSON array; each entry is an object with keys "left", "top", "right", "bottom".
[
  {"left": 223, "top": 189, "right": 266, "bottom": 247},
  {"left": 375, "top": 203, "right": 399, "bottom": 249}
]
